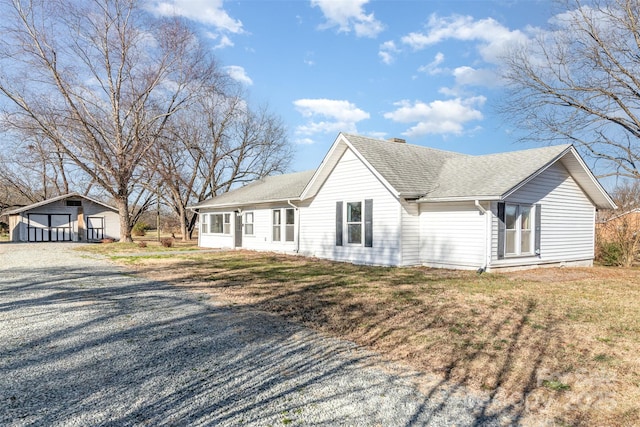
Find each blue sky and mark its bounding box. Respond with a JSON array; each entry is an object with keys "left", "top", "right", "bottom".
[{"left": 148, "top": 0, "right": 556, "bottom": 173}]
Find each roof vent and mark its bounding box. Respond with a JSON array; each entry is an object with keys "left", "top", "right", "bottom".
[{"left": 388, "top": 137, "right": 406, "bottom": 144}]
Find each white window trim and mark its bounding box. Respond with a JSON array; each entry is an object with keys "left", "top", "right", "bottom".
[
  {"left": 244, "top": 212, "right": 254, "bottom": 236},
  {"left": 504, "top": 203, "right": 534, "bottom": 257},
  {"left": 271, "top": 208, "right": 295, "bottom": 243},
  {"left": 345, "top": 200, "right": 363, "bottom": 246}
]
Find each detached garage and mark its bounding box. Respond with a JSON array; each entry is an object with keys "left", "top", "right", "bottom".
[{"left": 6, "top": 193, "right": 120, "bottom": 243}]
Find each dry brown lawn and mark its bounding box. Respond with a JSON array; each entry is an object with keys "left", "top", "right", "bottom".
[{"left": 86, "top": 245, "right": 640, "bottom": 426}]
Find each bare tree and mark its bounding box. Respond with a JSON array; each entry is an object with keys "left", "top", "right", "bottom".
[
  {"left": 597, "top": 180, "right": 640, "bottom": 266},
  {"left": 0, "top": 0, "right": 216, "bottom": 241},
  {"left": 150, "top": 87, "right": 293, "bottom": 240},
  {"left": 501, "top": 0, "right": 640, "bottom": 180}
]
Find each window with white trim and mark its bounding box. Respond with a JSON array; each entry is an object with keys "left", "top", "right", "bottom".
[
  {"left": 285, "top": 208, "right": 295, "bottom": 242},
  {"left": 244, "top": 212, "right": 254, "bottom": 235},
  {"left": 346, "top": 201, "right": 362, "bottom": 244},
  {"left": 272, "top": 208, "right": 295, "bottom": 242},
  {"left": 200, "top": 214, "right": 208, "bottom": 234},
  {"left": 505, "top": 204, "right": 533, "bottom": 256},
  {"left": 210, "top": 214, "right": 223, "bottom": 234},
  {"left": 223, "top": 213, "right": 231, "bottom": 234},
  {"left": 272, "top": 209, "right": 281, "bottom": 241}
]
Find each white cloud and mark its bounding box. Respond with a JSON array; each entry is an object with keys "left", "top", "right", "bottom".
[
  {"left": 401, "top": 14, "right": 528, "bottom": 64},
  {"left": 206, "top": 32, "right": 234, "bottom": 49},
  {"left": 224, "top": 65, "right": 253, "bottom": 86},
  {"left": 383, "top": 97, "right": 485, "bottom": 137},
  {"left": 148, "top": 0, "right": 244, "bottom": 33},
  {"left": 293, "top": 98, "right": 370, "bottom": 138},
  {"left": 378, "top": 40, "right": 398, "bottom": 64},
  {"left": 417, "top": 52, "right": 445, "bottom": 75},
  {"left": 295, "top": 137, "right": 316, "bottom": 145},
  {"left": 311, "top": 0, "right": 384, "bottom": 38},
  {"left": 452, "top": 66, "right": 500, "bottom": 87}
]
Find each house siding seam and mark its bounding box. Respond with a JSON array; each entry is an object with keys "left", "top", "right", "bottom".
[
  {"left": 298, "top": 148, "right": 401, "bottom": 266},
  {"left": 490, "top": 162, "right": 595, "bottom": 267}
]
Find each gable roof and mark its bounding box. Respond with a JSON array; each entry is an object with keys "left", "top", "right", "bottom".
[
  {"left": 190, "top": 133, "right": 616, "bottom": 211},
  {"left": 420, "top": 144, "right": 571, "bottom": 200},
  {"left": 302, "top": 133, "right": 615, "bottom": 209},
  {"left": 190, "top": 170, "right": 315, "bottom": 210},
  {"left": 4, "top": 193, "right": 118, "bottom": 215}
]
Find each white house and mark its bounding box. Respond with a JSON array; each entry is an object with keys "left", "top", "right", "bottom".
[
  {"left": 6, "top": 193, "right": 120, "bottom": 243},
  {"left": 190, "top": 133, "right": 616, "bottom": 271}
]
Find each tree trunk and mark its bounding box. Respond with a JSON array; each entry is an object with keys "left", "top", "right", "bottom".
[
  {"left": 115, "top": 195, "right": 133, "bottom": 242},
  {"left": 178, "top": 204, "right": 188, "bottom": 242}
]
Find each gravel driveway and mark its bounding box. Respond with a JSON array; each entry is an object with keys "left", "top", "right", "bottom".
[{"left": 1, "top": 243, "right": 509, "bottom": 426}]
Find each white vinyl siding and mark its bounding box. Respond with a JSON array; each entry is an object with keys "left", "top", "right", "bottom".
[
  {"left": 400, "top": 200, "right": 420, "bottom": 266},
  {"left": 299, "top": 148, "right": 401, "bottom": 266},
  {"left": 419, "top": 202, "right": 486, "bottom": 270},
  {"left": 491, "top": 162, "right": 596, "bottom": 267}
]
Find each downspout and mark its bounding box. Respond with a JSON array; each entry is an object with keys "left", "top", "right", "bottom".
[
  {"left": 287, "top": 200, "right": 300, "bottom": 253},
  {"left": 474, "top": 200, "right": 489, "bottom": 273}
]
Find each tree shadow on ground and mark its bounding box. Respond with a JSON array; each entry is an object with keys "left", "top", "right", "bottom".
[{"left": 1, "top": 263, "right": 499, "bottom": 426}]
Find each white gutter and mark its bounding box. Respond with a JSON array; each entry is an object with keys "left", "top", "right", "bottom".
[
  {"left": 474, "top": 200, "right": 489, "bottom": 273},
  {"left": 287, "top": 200, "right": 300, "bottom": 253}
]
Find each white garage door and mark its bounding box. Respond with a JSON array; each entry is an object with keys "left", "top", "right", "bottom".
[{"left": 27, "top": 214, "right": 72, "bottom": 242}]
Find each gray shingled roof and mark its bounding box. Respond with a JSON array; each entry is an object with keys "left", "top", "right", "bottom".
[
  {"left": 343, "top": 134, "right": 467, "bottom": 196},
  {"left": 191, "top": 170, "right": 315, "bottom": 209},
  {"left": 421, "top": 144, "right": 571, "bottom": 200},
  {"left": 190, "top": 133, "right": 607, "bottom": 209}
]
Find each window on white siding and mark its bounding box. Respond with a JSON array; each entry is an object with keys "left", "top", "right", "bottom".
[
  {"left": 346, "top": 201, "right": 362, "bottom": 244},
  {"left": 285, "top": 208, "right": 295, "bottom": 242},
  {"left": 223, "top": 213, "right": 231, "bottom": 234},
  {"left": 244, "top": 212, "right": 254, "bottom": 235},
  {"left": 200, "top": 214, "right": 209, "bottom": 234},
  {"left": 272, "top": 210, "right": 281, "bottom": 241},
  {"left": 272, "top": 208, "right": 295, "bottom": 242},
  {"left": 210, "top": 214, "right": 223, "bottom": 234},
  {"left": 505, "top": 204, "right": 533, "bottom": 256}
]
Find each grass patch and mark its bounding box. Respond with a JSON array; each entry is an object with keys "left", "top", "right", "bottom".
[
  {"left": 88, "top": 247, "right": 640, "bottom": 426},
  {"left": 542, "top": 379, "right": 571, "bottom": 392}
]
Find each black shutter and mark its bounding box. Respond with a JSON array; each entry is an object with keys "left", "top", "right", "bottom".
[
  {"left": 535, "top": 204, "right": 542, "bottom": 256},
  {"left": 364, "top": 199, "right": 373, "bottom": 248},
  {"left": 497, "top": 202, "right": 505, "bottom": 259},
  {"left": 336, "top": 201, "right": 343, "bottom": 246}
]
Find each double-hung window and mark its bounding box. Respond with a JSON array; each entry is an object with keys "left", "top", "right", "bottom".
[
  {"left": 200, "top": 214, "right": 209, "bottom": 234},
  {"left": 346, "top": 202, "right": 362, "bottom": 244},
  {"left": 336, "top": 199, "right": 372, "bottom": 247},
  {"left": 244, "top": 212, "right": 254, "bottom": 235},
  {"left": 272, "top": 208, "right": 295, "bottom": 242},
  {"left": 272, "top": 210, "right": 281, "bottom": 241},
  {"left": 223, "top": 213, "right": 231, "bottom": 234},
  {"left": 285, "top": 209, "right": 295, "bottom": 242},
  {"left": 500, "top": 203, "right": 538, "bottom": 257}
]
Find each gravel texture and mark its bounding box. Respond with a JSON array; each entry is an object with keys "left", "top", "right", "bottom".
[{"left": 0, "top": 243, "right": 511, "bottom": 426}]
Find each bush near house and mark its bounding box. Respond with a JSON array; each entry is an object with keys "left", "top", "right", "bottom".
[
  {"left": 132, "top": 222, "right": 151, "bottom": 237},
  {"left": 596, "top": 210, "right": 640, "bottom": 267}
]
